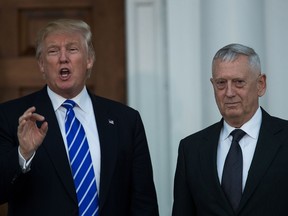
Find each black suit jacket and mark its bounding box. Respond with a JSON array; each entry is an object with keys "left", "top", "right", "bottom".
[
  {"left": 0, "top": 87, "right": 159, "bottom": 216},
  {"left": 172, "top": 108, "right": 288, "bottom": 216}
]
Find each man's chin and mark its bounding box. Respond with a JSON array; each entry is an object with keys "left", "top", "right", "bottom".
[{"left": 224, "top": 109, "right": 241, "bottom": 118}]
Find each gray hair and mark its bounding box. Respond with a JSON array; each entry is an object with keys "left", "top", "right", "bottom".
[
  {"left": 35, "top": 19, "right": 95, "bottom": 61},
  {"left": 212, "top": 43, "right": 261, "bottom": 74}
]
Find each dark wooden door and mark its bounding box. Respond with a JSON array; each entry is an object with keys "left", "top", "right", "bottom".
[{"left": 0, "top": 0, "right": 126, "bottom": 215}]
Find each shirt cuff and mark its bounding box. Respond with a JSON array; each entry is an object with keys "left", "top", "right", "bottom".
[{"left": 18, "top": 147, "right": 35, "bottom": 173}]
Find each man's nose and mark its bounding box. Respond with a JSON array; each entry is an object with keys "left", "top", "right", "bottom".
[
  {"left": 59, "top": 50, "right": 68, "bottom": 63},
  {"left": 225, "top": 81, "right": 236, "bottom": 96}
]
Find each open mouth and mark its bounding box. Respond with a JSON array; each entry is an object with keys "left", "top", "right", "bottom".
[{"left": 60, "top": 68, "right": 71, "bottom": 79}]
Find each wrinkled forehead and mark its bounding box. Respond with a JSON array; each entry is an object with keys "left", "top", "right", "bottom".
[{"left": 41, "top": 31, "right": 87, "bottom": 51}]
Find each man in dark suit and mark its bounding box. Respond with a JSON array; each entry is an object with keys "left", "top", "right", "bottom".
[
  {"left": 0, "top": 19, "right": 159, "bottom": 216},
  {"left": 172, "top": 43, "right": 288, "bottom": 216}
]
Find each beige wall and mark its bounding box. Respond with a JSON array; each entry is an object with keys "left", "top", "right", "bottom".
[{"left": 126, "top": 0, "right": 288, "bottom": 215}]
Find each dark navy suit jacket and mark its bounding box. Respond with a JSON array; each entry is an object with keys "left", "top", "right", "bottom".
[
  {"left": 0, "top": 86, "right": 159, "bottom": 216},
  {"left": 173, "top": 108, "right": 288, "bottom": 216}
]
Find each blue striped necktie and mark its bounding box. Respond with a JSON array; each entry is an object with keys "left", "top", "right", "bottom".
[{"left": 62, "top": 100, "right": 99, "bottom": 216}]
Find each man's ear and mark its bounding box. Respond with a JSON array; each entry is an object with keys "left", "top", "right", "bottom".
[
  {"left": 38, "top": 59, "right": 44, "bottom": 73},
  {"left": 86, "top": 55, "right": 94, "bottom": 70},
  {"left": 37, "top": 59, "right": 46, "bottom": 79},
  {"left": 257, "top": 74, "right": 267, "bottom": 97}
]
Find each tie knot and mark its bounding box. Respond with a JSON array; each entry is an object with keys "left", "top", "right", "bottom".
[
  {"left": 62, "top": 99, "right": 76, "bottom": 111},
  {"left": 230, "top": 129, "right": 246, "bottom": 143}
]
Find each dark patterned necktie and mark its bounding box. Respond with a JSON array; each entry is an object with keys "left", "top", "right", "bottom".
[
  {"left": 63, "top": 100, "right": 99, "bottom": 216},
  {"left": 222, "top": 129, "right": 246, "bottom": 212}
]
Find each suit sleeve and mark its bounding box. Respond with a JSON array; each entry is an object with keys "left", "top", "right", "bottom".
[
  {"left": 172, "top": 140, "right": 196, "bottom": 215},
  {"left": 0, "top": 106, "right": 23, "bottom": 204},
  {"left": 130, "top": 111, "right": 159, "bottom": 215}
]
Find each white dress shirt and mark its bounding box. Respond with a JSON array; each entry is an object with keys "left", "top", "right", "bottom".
[
  {"left": 217, "top": 107, "right": 262, "bottom": 191},
  {"left": 19, "top": 86, "right": 101, "bottom": 192}
]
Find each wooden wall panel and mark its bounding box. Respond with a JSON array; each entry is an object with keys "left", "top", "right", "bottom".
[
  {"left": 0, "top": 1, "right": 126, "bottom": 215},
  {"left": 18, "top": 8, "right": 93, "bottom": 56},
  {"left": 0, "top": 0, "right": 126, "bottom": 103}
]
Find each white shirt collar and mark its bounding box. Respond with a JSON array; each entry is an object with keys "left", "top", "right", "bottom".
[
  {"left": 47, "top": 86, "right": 90, "bottom": 113},
  {"left": 222, "top": 107, "right": 262, "bottom": 140}
]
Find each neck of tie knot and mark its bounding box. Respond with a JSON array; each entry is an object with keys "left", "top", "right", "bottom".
[
  {"left": 62, "top": 99, "right": 76, "bottom": 111},
  {"left": 231, "top": 129, "right": 246, "bottom": 143}
]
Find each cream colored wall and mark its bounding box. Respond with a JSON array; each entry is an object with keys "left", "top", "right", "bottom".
[{"left": 126, "top": 0, "right": 288, "bottom": 215}]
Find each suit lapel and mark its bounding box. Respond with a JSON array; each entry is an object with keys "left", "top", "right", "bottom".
[
  {"left": 33, "top": 88, "right": 77, "bottom": 204},
  {"left": 89, "top": 94, "right": 118, "bottom": 211},
  {"left": 238, "top": 109, "right": 284, "bottom": 212},
  {"left": 199, "top": 121, "right": 234, "bottom": 213}
]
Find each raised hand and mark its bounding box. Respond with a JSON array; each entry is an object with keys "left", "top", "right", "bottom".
[{"left": 17, "top": 106, "right": 48, "bottom": 160}]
